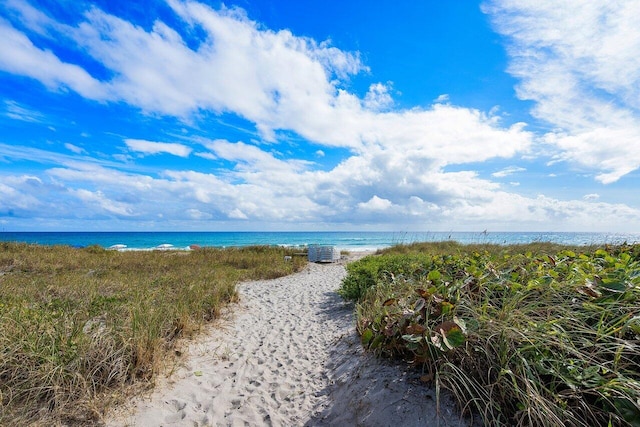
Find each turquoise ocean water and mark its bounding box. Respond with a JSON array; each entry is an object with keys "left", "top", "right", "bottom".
[{"left": 1, "top": 231, "right": 639, "bottom": 252}]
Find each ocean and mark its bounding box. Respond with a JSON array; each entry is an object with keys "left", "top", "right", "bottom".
[{"left": 1, "top": 231, "right": 639, "bottom": 252}]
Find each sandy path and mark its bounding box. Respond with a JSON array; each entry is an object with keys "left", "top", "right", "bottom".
[{"left": 106, "top": 260, "right": 475, "bottom": 426}]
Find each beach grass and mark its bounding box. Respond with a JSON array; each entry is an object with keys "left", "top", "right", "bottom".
[
  {"left": 340, "top": 241, "right": 640, "bottom": 426},
  {"left": 0, "top": 242, "right": 306, "bottom": 426}
]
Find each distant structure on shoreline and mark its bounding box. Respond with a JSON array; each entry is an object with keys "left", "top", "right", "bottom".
[{"left": 308, "top": 245, "right": 340, "bottom": 263}]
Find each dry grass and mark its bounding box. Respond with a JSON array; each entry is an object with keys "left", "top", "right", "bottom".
[{"left": 0, "top": 242, "right": 306, "bottom": 426}]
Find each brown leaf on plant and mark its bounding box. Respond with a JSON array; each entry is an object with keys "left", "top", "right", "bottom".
[
  {"left": 384, "top": 321, "right": 396, "bottom": 337},
  {"left": 416, "top": 288, "right": 430, "bottom": 298},
  {"left": 577, "top": 283, "right": 601, "bottom": 298},
  {"left": 405, "top": 323, "right": 427, "bottom": 335},
  {"left": 433, "top": 320, "right": 458, "bottom": 335},
  {"left": 431, "top": 303, "right": 442, "bottom": 317}
]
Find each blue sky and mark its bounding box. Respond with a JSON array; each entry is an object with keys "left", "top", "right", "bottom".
[{"left": 1, "top": 0, "right": 639, "bottom": 232}]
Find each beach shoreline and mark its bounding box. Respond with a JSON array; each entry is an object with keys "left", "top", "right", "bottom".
[{"left": 105, "top": 256, "right": 474, "bottom": 426}]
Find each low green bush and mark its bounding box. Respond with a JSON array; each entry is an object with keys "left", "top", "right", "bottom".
[
  {"left": 339, "top": 253, "right": 437, "bottom": 301},
  {"left": 341, "top": 243, "right": 640, "bottom": 426}
]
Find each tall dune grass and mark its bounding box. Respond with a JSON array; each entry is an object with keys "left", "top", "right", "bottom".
[{"left": 0, "top": 242, "right": 305, "bottom": 425}]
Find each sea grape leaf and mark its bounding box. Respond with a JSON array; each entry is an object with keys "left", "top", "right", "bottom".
[
  {"left": 577, "top": 282, "right": 602, "bottom": 298},
  {"left": 453, "top": 316, "right": 467, "bottom": 334},
  {"left": 441, "top": 301, "right": 454, "bottom": 315},
  {"left": 428, "top": 270, "right": 441, "bottom": 282},
  {"left": 383, "top": 321, "right": 396, "bottom": 337},
  {"left": 370, "top": 334, "right": 384, "bottom": 350},
  {"left": 361, "top": 328, "right": 374, "bottom": 346},
  {"left": 402, "top": 334, "right": 423, "bottom": 344},
  {"left": 443, "top": 327, "right": 466, "bottom": 349},
  {"left": 432, "top": 321, "right": 466, "bottom": 350},
  {"left": 600, "top": 279, "right": 627, "bottom": 293},
  {"left": 405, "top": 323, "right": 426, "bottom": 335},
  {"left": 416, "top": 288, "right": 430, "bottom": 298}
]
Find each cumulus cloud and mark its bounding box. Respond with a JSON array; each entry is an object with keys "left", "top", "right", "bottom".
[
  {"left": 0, "top": 175, "right": 43, "bottom": 211},
  {"left": 484, "top": 0, "right": 640, "bottom": 183},
  {"left": 125, "top": 139, "right": 192, "bottom": 157},
  {"left": 364, "top": 83, "right": 394, "bottom": 111},
  {"left": 73, "top": 1, "right": 367, "bottom": 144},
  {"left": 0, "top": 19, "right": 110, "bottom": 100},
  {"left": 228, "top": 208, "right": 248, "bottom": 220},
  {"left": 1, "top": 141, "right": 639, "bottom": 231},
  {"left": 2, "top": 0, "right": 532, "bottom": 156},
  {"left": 73, "top": 189, "right": 134, "bottom": 217},
  {"left": 358, "top": 196, "right": 393, "bottom": 211}
]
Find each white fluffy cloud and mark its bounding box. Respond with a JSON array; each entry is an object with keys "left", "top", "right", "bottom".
[
  {"left": 358, "top": 196, "right": 393, "bottom": 211},
  {"left": 0, "top": 19, "right": 109, "bottom": 100},
  {"left": 74, "top": 2, "right": 367, "bottom": 145},
  {"left": 0, "top": 176, "right": 43, "bottom": 211},
  {"left": 4, "top": 153, "right": 629, "bottom": 231},
  {"left": 364, "top": 83, "right": 394, "bottom": 111},
  {"left": 73, "top": 189, "right": 134, "bottom": 216},
  {"left": 484, "top": 0, "right": 640, "bottom": 183},
  {"left": 1, "top": 0, "right": 531, "bottom": 156}
]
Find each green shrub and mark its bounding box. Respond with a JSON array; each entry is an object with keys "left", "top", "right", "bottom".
[
  {"left": 339, "top": 253, "right": 437, "bottom": 301},
  {"left": 343, "top": 243, "right": 640, "bottom": 427}
]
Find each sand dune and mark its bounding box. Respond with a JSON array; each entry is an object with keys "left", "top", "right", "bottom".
[{"left": 106, "top": 259, "right": 475, "bottom": 426}]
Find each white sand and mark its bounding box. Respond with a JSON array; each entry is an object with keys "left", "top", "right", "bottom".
[{"left": 106, "top": 258, "right": 477, "bottom": 426}]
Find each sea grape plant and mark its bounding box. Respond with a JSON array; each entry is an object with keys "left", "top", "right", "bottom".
[{"left": 341, "top": 243, "right": 640, "bottom": 427}]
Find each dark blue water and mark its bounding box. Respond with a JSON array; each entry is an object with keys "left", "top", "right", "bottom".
[{"left": 1, "top": 231, "right": 638, "bottom": 251}]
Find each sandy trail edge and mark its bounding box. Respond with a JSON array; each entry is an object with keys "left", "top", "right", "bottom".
[{"left": 105, "top": 258, "right": 477, "bottom": 427}]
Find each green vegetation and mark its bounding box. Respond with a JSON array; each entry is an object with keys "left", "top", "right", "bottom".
[
  {"left": 340, "top": 241, "right": 640, "bottom": 426},
  {"left": 0, "top": 242, "right": 306, "bottom": 426}
]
